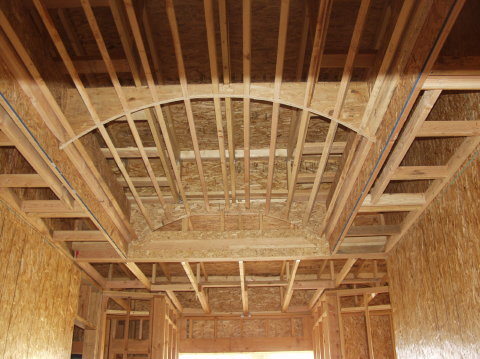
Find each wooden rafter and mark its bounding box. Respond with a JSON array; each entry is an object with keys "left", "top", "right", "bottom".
[
  {"left": 335, "top": 258, "right": 357, "bottom": 287},
  {"left": 282, "top": 259, "right": 300, "bottom": 312},
  {"left": 239, "top": 261, "right": 248, "bottom": 314},
  {"left": 122, "top": 0, "right": 191, "bottom": 215},
  {"left": 303, "top": 0, "right": 371, "bottom": 224},
  {"left": 218, "top": 0, "right": 236, "bottom": 203},
  {"left": 265, "top": 0, "right": 290, "bottom": 213},
  {"left": 82, "top": 0, "right": 169, "bottom": 226},
  {"left": 242, "top": 0, "right": 251, "bottom": 208},
  {"left": 203, "top": 0, "right": 230, "bottom": 208},
  {"left": 285, "top": 0, "right": 332, "bottom": 216},
  {"left": 181, "top": 262, "right": 210, "bottom": 313},
  {"left": 165, "top": 0, "right": 210, "bottom": 210},
  {"left": 33, "top": 0, "right": 158, "bottom": 229},
  {"left": 57, "top": 7, "right": 96, "bottom": 85},
  {"left": 141, "top": 6, "right": 181, "bottom": 197}
]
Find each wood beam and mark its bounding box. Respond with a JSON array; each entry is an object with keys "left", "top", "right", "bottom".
[
  {"left": 422, "top": 75, "right": 480, "bottom": 90},
  {"left": 335, "top": 258, "right": 357, "bottom": 287},
  {"left": 243, "top": 0, "right": 251, "bottom": 208},
  {"left": 282, "top": 259, "right": 300, "bottom": 312},
  {"left": 239, "top": 261, "right": 248, "bottom": 314},
  {"left": 204, "top": 0, "right": 230, "bottom": 208},
  {"left": 181, "top": 262, "right": 210, "bottom": 313}
]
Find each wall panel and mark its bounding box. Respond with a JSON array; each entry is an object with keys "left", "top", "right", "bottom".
[
  {"left": 0, "top": 199, "right": 81, "bottom": 359},
  {"left": 388, "top": 146, "right": 480, "bottom": 358}
]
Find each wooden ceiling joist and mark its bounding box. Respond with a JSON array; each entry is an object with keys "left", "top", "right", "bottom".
[
  {"left": 182, "top": 261, "right": 210, "bottom": 313},
  {"left": 218, "top": 0, "right": 236, "bottom": 203},
  {"left": 123, "top": 0, "right": 192, "bottom": 215},
  {"left": 285, "top": 0, "right": 332, "bottom": 216},
  {"left": 303, "top": 0, "right": 371, "bottom": 224},
  {"left": 82, "top": 0, "right": 169, "bottom": 226},
  {"left": 165, "top": 0, "right": 210, "bottom": 210},
  {"left": 265, "top": 0, "right": 290, "bottom": 214},
  {"left": 281, "top": 259, "right": 300, "bottom": 312},
  {"left": 243, "top": 0, "right": 251, "bottom": 209},
  {"left": 203, "top": 0, "right": 230, "bottom": 208}
]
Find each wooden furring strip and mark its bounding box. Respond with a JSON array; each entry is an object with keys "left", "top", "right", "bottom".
[{"left": 33, "top": 0, "right": 157, "bottom": 229}]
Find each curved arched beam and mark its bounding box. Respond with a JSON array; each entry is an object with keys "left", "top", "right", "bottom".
[{"left": 61, "top": 93, "right": 374, "bottom": 149}]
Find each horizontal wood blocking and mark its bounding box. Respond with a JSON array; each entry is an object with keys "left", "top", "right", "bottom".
[
  {"left": 391, "top": 166, "right": 449, "bottom": 180},
  {"left": 53, "top": 230, "right": 107, "bottom": 242},
  {"left": 417, "top": 121, "right": 480, "bottom": 137},
  {"left": 100, "top": 142, "right": 347, "bottom": 160},
  {"left": 0, "top": 174, "right": 48, "bottom": 187},
  {"left": 22, "top": 200, "right": 88, "bottom": 218},
  {"left": 360, "top": 193, "right": 425, "bottom": 213}
]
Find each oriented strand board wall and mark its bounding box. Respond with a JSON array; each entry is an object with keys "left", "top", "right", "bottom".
[
  {"left": 387, "top": 146, "right": 480, "bottom": 358},
  {"left": 0, "top": 199, "right": 81, "bottom": 359}
]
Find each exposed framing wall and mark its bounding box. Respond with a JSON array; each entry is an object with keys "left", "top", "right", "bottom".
[
  {"left": 0, "top": 198, "right": 81, "bottom": 358},
  {"left": 179, "top": 314, "right": 312, "bottom": 353}
]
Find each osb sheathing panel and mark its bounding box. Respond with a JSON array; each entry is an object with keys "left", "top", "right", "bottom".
[
  {"left": 0, "top": 10, "right": 129, "bottom": 252},
  {"left": 248, "top": 287, "right": 281, "bottom": 312},
  {"left": 0, "top": 199, "right": 81, "bottom": 358},
  {"left": 290, "top": 290, "right": 316, "bottom": 307},
  {"left": 208, "top": 287, "right": 243, "bottom": 313},
  {"left": 342, "top": 313, "right": 369, "bottom": 359},
  {"left": 387, "top": 145, "right": 480, "bottom": 358},
  {"left": 217, "top": 320, "right": 242, "bottom": 338},
  {"left": 191, "top": 320, "right": 214, "bottom": 339},
  {"left": 370, "top": 314, "right": 395, "bottom": 359},
  {"left": 176, "top": 292, "right": 202, "bottom": 310}
]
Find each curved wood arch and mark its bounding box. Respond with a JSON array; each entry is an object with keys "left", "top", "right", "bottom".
[{"left": 60, "top": 94, "right": 373, "bottom": 149}]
